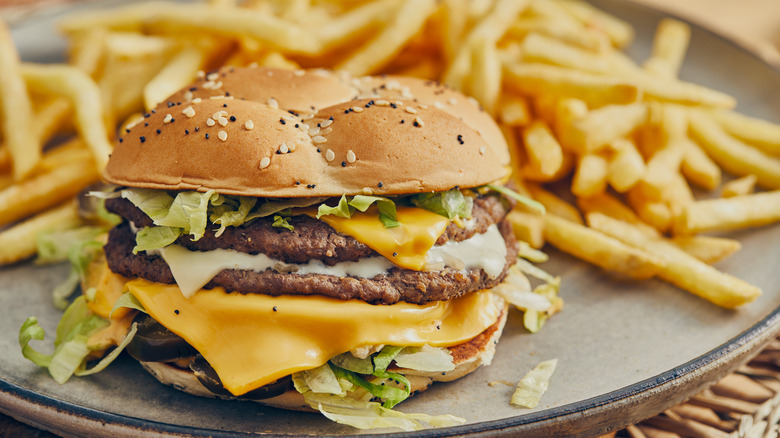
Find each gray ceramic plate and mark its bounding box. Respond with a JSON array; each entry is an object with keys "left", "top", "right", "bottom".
[{"left": 2, "top": 1, "right": 780, "bottom": 437}]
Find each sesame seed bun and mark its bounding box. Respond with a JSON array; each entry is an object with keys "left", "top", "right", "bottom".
[
  {"left": 138, "top": 297, "right": 508, "bottom": 412},
  {"left": 103, "top": 67, "right": 510, "bottom": 197}
]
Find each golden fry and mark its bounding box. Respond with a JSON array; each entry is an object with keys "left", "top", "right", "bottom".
[
  {"left": 22, "top": 64, "right": 113, "bottom": 170},
  {"left": 571, "top": 153, "right": 608, "bottom": 198},
  {"left": 0, "top": 142, "right": 99, "bottom": 227},
  {"left": 568, "top": 103, "right": 648, "bottom": 154},
  {"left": 0, "top": 202, "right": 81, "bottom": 265},
  {"left": 498, "top": 94, "right": 531, "bottom": 127},
  {"left": 527, "top": 184, "right": 583, "bottom": 225},
  {"left": 0, "top": 20, "right": 40, "bottom": 179},
  {"left": 521, "top": 120, "right": 564, "bottom": 179},
  {"left": 543, "top": 214, "right": 664, "bottom": 280},
  {"left": 627, "top": 187, "right": 673, "bottom": 233},
  {"left": 607, "top": 138, "right": 645, "bottom": 193},
  {"left": 520, "top": 32, "right": 637, "bottom": 75},
  {"left": 337, "top": 0, "right": 437, "bottom": 75},
  {"left": 721, "top": 174, "right": 757, "bottom": 198},
  {"left": 143, "top": 46, "right": 205, "bottom": 110},
  {"left": 680, "top": 138, "right": 721, "bottom": 191},
  {"left": 712, "top": 109, "right": 780, "bottom": 156},
  {"left": 506, "top": 210, "right": 545, "bottom": 249},
  {"left": 503, "top": 63, "right": 639, "bottom": 107},
  {"left": 553, "top": 0, "right": 634, "bottom": 48},
  {"left": 587, "top": 212, "right": 761, "bottom": 308},
  {"left": 689, "top": 110, "right": 780, "bottom": 189},
  {"left": 468, "top": 37, "right": 501, "bottom": 115},
  {"left": 643, "top": 18, "right": 690, "bottom": 78},
  {"left": 673, "top": 191, "right": 780, "bottom": 235},
  {"left": 670, "top": 235, "right": 741, "bottom": 265},
  {"left": 578, "top": 193, "right": 659, "bottom": 238}
]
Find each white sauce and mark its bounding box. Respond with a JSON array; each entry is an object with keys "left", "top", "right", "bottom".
[{"left": 156, "top": 224, "right": 507, "bottom": 298}]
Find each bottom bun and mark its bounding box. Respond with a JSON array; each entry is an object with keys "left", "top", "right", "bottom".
[{"left": 140, "top": 294, "right": 508, "bottom": 412}]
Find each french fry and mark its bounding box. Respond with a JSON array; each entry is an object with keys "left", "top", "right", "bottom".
[
  {"left": 552, "top": 97, "right": 588, "bottom": 151},
  {"left": 503, "top": 63, "right": 639, "bottom": 107},
  {"left": 0, "top": 202, "right": 81, "bottom": 265},
  {"left": 520, "top": 32, "right": 637, "bottom": 75},
  {"left": 721, "top": 174, "right": 757, "bottom": 198},
  {"left": 0, "top": 20, "right": 40, "bottom": 180},
  {"left": 553, "top": 0, "right": 634, "bottom": 48},
  {"left": 662, "top": 172, "right": 694, "bottom": 217},
  {"left": 577, "top": 192, "right": 649, "bottom": 227},
  {"left": 498, "top": 94, "right": 532, "bottom": 127},
  {"left": 313, "top": 0, "right": 396, "bottom": 53},
  {"left": 567, "top": 103, "right": 648, "bottom": 154},
  {"left": 527, "top": 183, "right": 583, "bottom": 224},
  {"left": 587, "top": 212, "right": 762, "bottom": 308},
  {"left": 506, "top": 209, "right": 545, "bottom": 249},
  {"left": 689, "top": 110, "right": 780, "bottom": 189},
  {"left": 143, "top": 46, "right": 206, "bottom": 110},
  {"left": 680, "top": 138, "right": 721, "bottom": 191},
  {"left": 627, "top": 187, "right": 673, "bottom": 233},
  {"left": 571, "top": 153, "right": 608, "bottom": 198},
  {"left": 68, "top": 27, "right": 107, "bottom": 76},
  {"left": 673, "top": 191, "right": 780, "bottom": 235},
  {"left": 643, "top": 18, "right": 690, "bottom": 79},
  {"left": 521, "top": 120, "right": 564, "bottom": 179},
  {"left": 712, "top": 110, "right": 780, "bottom": 156},
  {"left": 439, "top": 0, "right": 468, "bottom": 62},
  {"left": 507, "top": 17, "right": 610, "bottom": 53},
  {"left": 336, "top": 0, "right": 437, "bottom": 76},
  {"left": 670, "top": 235, "right": 741, "bottom": 265},
  {"left": 22, "top": 64, "right": 113, "bottom": 170},
  {"left": 543, "top": 214, "right": 664, "bottom": 280},
  {"left": 444, "top": 0, "right": 530, "bottom": 91},
  {"left": 468, "top": 36, "right": 502, "bottom": 115},
  {"left": 0, "top": 140, "right": 99, "bottom": 227},
  {"left": 607, "top": 138, "right": 645, "bottom": 193},
  {"left": 629, "top": 71, "right": 736, "bottom": 108}
]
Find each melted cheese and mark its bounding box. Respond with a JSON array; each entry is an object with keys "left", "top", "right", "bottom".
[
  {"left": 126, "top": 279, "right": 501, "bottom": 396},
  {"left": 84, "top": 256, "right": 132, "bottom": 320},
  {"left": 318, "top": 206, "right": 450, "bottom": 270}
]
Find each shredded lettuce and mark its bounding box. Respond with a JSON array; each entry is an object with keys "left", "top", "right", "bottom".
[
  {"left": 76, "top": 323, "right": 137, "bottom": 377},
  {"left": 133, "top": 226, "right": 181, "bottom": 254},
  {"left": 487, "top": 184, "right": 545, "bottom": 215},
  {"left": 330, "top": 352, "right": 375, "bottom": 374},
  {"left": 19, "top": 296, "right": 109, "bottom": 383},
  {"left": 272, "top": 214, "right": 294, "bottom": 231},
  {"left": 511, "top": 359, "right": 558, "bottom": 408},
  {"left": 109, "top": 292, "right": 146, "bottom": 318},
  {"left": 302, "top": 392, "right": 466, "bottom": 431},
  {"left": 393, "top": 345, "right": 454, "bottom": 372},
  {"left": 209, "top": 196, "right": 257, "bottom": 237},
  {"left": 316, "top": 195, "right": 400, "bottom": 228},
  {"left": 409, "top": 189, "right": 472, "bottom": 219},
  {"left": 300, "top": 363, "right": 345, "bottom": 395},
  {"left": 517, "top": 241, "right": 549, "bottom": 263},
  {"left": 36, "top": 227, "right": 106, "bottom": 310}
]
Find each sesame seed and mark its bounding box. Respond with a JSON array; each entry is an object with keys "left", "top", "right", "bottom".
[
  {"left": 393, "top": 100, "right": 403, "bottom": 107},
  {"left": 182, "top": 106, "right": 196, "bottom": 118},
  {"left": 362, "top": 187, "right": 373, "bottom": 195},
  {"left": 205, "top": 133, "right": 210, "bottom": 139},
  {"left": 300, "top": 124, "right": 309, "bottom": 131},
  {"left": 119, "top": 138, "right": 123, "bottom": 143},
  {"left": 479, "top": 146, "right": 485, "bottom": 155},
  {"left": 195, "top": 127, "right": 199, "bottom": 132},
  {"left": 280, "top": 142, "right": 289, "bottom": 153},
  {"left": 259, "top": 157, "right": 271, "bottom": 169},
  {"left": 309, "top": 127, "right": 320, "bottom": 136},
  {"left": 288, "top": 142, "right": 297, "bottom": 151},
  {"left": 192, "top": 98, "right": 202, "bottom": 104},
  {"left": 344, "top": 110, "right": 349, "bottom": 114},
  {"left": 218, "top": 117, "right": 228, "bottom": 126},
  {"left": 341, "top": 161, "right": 346, "bottom": 167},
  {"left": 183, "top": 91, "right": 193, "bottom": 101},
  {"left": 313, "top": 135, "right": 327, "bottom": 144},
  {"left": 206, "top": 72, "right": 219, "bottom": 81},
  {"left": 347, "top": 150, "right": 356, "bottom": 163},
  {"left": 185, "top": 129, "right": 189, "bottom": 135},
  {"left": 229, "top": 116, "right": 236, "bottom": 122},
  {"left": 414, "top": 116, "right": 423, "bottom": 127},
  {"left": 164, "top": 114, "right": 173, "bottom": 123},
  {"left": 419, "top": 104, "right": 429, "bottom": 109},
  {"left": 352, "top": 106, "right": 364, "bottom": 113},
  {"left": 434, "top": 101, "right": 445, "bottom": 109},
  {"left": 374, "top": 99, "right": 389, "bottom": 106},
  {"left": 156, "top": 129, "right": 161, "bottom": 134},
  {"left": 325, "top": 149, "right": 335, "bottom": 161},
  {"left": 320, "top": 119, "right": 333, "bottom": 128},
  {"left": 245, "top": 120, "right": 254, "bottom": 130},
  {"left": 206, "top": 118, "right": 216, "bottom": 127},
  {"left": 218, "top": 130, "right": 227, "bottom": 141},
  {"left": 457, "top": 134, "right": 464, "bottom": 144},
  {"left": 267, "top": 97, "right": 279, "bottom": 109},
  {"left": 293, "top": 70, "right": 305, "bottom": 77},
  {"left": 404, "top": 106, "right": 418, "bottom": 114},
  {"left": 400, "top": 120, "right": 405, "bottom": 124},
  {"left": 378, "top": 182, "right": 383, "bottom": 188},
  {"left": 320, "top": 127, "right": 332, "bottom": 135},
  {"left": 140, "top": 136, "right": 145, "bottom": 143}
]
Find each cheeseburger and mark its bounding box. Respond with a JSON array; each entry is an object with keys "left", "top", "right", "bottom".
[{"left": 25, "top": 66, "right": 541, "bottom": 429}]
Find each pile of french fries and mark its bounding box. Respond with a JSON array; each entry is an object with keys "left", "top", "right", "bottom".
[{"left": 0, "top": 0, "right": 778, "bottom": 309}]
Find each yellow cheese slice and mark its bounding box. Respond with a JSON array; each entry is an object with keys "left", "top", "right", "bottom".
[
  {"left": 126, "top": 279, "right": 500, "bottom": 396},
  {"left": 318, "top": 206, "right": 450, "bottom": 271}
]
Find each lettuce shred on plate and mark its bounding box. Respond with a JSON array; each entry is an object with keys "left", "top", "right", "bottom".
[{"left": 511, "top": 359, "right": 558, "bottom": 409}]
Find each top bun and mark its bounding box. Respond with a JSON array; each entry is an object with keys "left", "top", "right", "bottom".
[{"left": 104, "top": 67, "right": 510, "bottom": 197}]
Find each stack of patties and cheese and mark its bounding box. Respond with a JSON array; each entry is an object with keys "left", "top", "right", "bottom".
[{"left": 85, "top": 67, "right": 527, "bottom": 428}]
